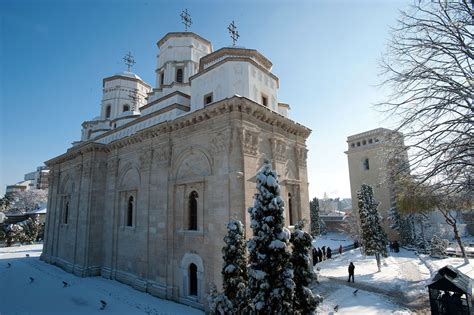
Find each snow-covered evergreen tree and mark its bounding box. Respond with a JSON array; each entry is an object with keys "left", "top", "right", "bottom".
[
  {"left": 429, "top": 235, "right": 449, "bottom": 258},
  {"left": 309, "top": 198, "right": 320, "bottom": 237},
  {"left": 358, "top": 184, "right": 388, "bottom": 272},
  {"left": 247, "top": 160, "right": 294, "bottom": 313},
  {"left": 207, "top": 283, "right": 234, "bottom": 315},
  {"left": 388, "top": 207, "right": 414, "bottom": 246},
  {"left": 222, "top": 219, "right": 248, "bottom": 313},
  {"left": 319, "top": 220, "right": 327, "bottom": 236},
  {"left": 290, "top": 221, "right": 322, "bottom": 315}
]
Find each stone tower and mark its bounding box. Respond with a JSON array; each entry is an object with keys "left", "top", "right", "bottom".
[{"left": 345, "top": 128, "right": 408, "bottom": 240}]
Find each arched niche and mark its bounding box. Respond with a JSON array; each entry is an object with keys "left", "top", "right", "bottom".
[{"left": 175, "top": 149, "right": 212, "bottom": 181}]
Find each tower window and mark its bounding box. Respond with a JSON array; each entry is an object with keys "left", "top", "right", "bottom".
[
  {"left": 176, "top": 68, "right": 184, "bottom": 83},
  {"left": 126, "top": 196, "right": 134, "bottom": 227},
  {"left": 204, "top": 93, "right": 213, "bottom": 105},
  {"left": 363, "top": 158, "right": 370, "bottom": 170},
  {"left": 188, "top": 191, "right": 198, "bottom": 230},
  {"left": 351, "top": 143, "right": 355, "bottom": 148},
  {"left": 189, "top": 263, "right": 198, "bottom": 296},
  {"left": 123, "top": 105, "right": 130, "bottom": 112},
  {"left": 288, "top": 193, "right": 294, "bottom": 226},
  {"left": 64, "top": 200, "right": 69, "bottom": 224},
  {"left": 362, "top": 140, "right": 367, "bottom": 145},
  {"left": 160, "top": 72, "right": 164, "bottom": 86},
  {"left": 261, "top": 94, "right": 268, "bottom": 107},
  {"left": 369, "top": 139, "right": 373, "bottom": 144},
  {"left": 357, "top": 142, "right": 361, "bottom": 147},
  {"left": 105, "top": 105, "right": 111, "bottom": 118}
]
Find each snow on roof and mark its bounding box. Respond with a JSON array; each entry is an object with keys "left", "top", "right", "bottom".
[{"left": 114, "top": 71, "right": 143, "bottom": 81}]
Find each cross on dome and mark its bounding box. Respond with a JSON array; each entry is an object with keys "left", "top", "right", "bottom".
[
  {"left": 180, "top": 9, "right": 192, "bottom": 31},
  {"left": 227, "top": 20, "right": 239, "bottom": 46},
  {"left": 123, "top": 52, "right": 136, "bottom": 72}
]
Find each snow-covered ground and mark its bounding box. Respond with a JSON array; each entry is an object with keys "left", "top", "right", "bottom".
[
  {"left": 316, "top": 246, "right": 474, "bottom": 312},
  {"left": 313, "top": 232, "right": 354, "bottom": 251},
  {"left": 0, "top": 244, "right": 203, "bottom": 315}
]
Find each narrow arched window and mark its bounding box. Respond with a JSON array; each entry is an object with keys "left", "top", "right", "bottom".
[
  {"left": 189, "top": 263, "right": 198, "bottom": 296},
  {"left": 188, "top": 191, "right": 198, "bottom": 230},
  {"left": 64, "top": 200, "right": 69, "bottom": 224},
  {"left": 123, "top": 105, "right": 130, "bottom": 112},
  {"left": 105, "top": 105, "right": 111, "bottom": 118},
  {"left": 176, "top": 68, "right": 183, "bottom": 83},
  {"left": 127, "top": 196, "right": 134, "bottom": 227},
  {"left": 288, "top": 193, "right": 294, "bottom": 226},
  {"left": 363, "top": 158, "right": 370, "bottom": 170}
]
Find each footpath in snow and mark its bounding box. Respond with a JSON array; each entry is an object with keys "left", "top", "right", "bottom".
[{"left": 0, "top": 244, "right": 203, "bottom": 315}]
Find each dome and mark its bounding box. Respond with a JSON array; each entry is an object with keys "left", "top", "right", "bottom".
[{"left": 114, "top": 71, "right": 143, "bottom": 81}]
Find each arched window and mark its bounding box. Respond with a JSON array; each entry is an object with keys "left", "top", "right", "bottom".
[
  {"left": 363, "top": 158, "right": 370, "bottom": 170},
  {"left": 87, "top": 129, "right": 92, "bottom": 140},
  {"left": 105, "top": 105, "right": 111, "bottom": 118},
  {"left": 189, "top": 263, "right": 198, "bottom": 296},
  {"left": 64, "top": 200, "right": 69, "bottom": 224},
  {"left": 123, "top": 105, "right": 130, "bottom": 112},
  {"left": 188, "top": 191, "right": 198, "bottom": 230},
  {"left": 288, "top": 193, "right": 294, "bottom": 226},
  {"left": 176, "top": 68, "right": 183, "bottom": 83},
  {"left": 126, "top": 196, "right": 134, "bottom": 227}
]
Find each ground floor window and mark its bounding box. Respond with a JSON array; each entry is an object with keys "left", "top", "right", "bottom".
[{"left": 189, "top": 263, "right": 198, "bottom": 296}]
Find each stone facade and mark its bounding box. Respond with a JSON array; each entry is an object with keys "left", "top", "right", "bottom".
[
  {"left": 345, "top": 128, "right": 408, "bottom": 241},
  {"left": 41, "top": 31, "right": 311, "bottom": 310}
]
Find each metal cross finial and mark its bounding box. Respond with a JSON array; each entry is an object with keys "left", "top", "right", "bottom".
[
  {"left": 129, "top": 90, "right": 139, "bottom": 111},
  {"left": 227, "top": 20, "right": 239, "bottom": 46},
  {"left": 180, "top": 9, "right": 192, "bottom": 31},
  {"left": 123, "top": 52, "right": 135, "bottom": 72}
]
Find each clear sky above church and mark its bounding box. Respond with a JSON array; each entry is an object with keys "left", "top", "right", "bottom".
[{"left": 0, "top": 0, "right": 410, "bottom": 198}]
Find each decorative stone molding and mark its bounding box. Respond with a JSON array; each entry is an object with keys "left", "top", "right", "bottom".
[
  {"left": 139, "top": 149, "right": 153, "bottom": 171},
  {"left": 74, "top": 164, "right": 83, "bottom": 177},
  {"left": 294, "top": 146, "right": 308, "bottom": 167},
  {"left": 210, "top": 131, "right": 230, "bottom": 154},
  {"left": 241, "top": 128, "right": 260, "bottom": 156},
  {"left": 270, "top": 137, "right": 287, "bottom": 162},
  {"left": 107, "top": 158, "right": 119, "bottom": 175},
  {"left": 154, "top": 147, "right": 170, "bottom": 164},
  {"left": 83, "top": 161, "right": 92, "bottom": 177}
]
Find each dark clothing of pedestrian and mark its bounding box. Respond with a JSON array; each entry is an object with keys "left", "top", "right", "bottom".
[
  {"left": 354, "top": 240, "right": 359, "bottom": 248},
  {"left": 348, "top": 262, "right": 355, "bottom": 283},
  {"left": 338, "top": 245, "right": 343, "bottom": 255},
  {"left": 312, "top": 248, "right": 317, "bottom": 265},
  {"left": 327, "top": 247, "right": 332, "bottom": 259},
  {"left": 317, "top": 248, "right": 323, "bottom": 262}
]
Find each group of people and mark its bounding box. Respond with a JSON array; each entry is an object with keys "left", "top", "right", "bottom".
[
  {"left": 312, "top": 246, "right": 332, "bottom": 265},
  {"left": 389, "top": 240, "right": 400, "bottom": 253}
]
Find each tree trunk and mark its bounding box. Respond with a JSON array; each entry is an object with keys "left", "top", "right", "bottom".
[
  {"left": 375, "top": 253, "right": 381, "bottom": 272},
  {"left": 453, "top": 222, "right": 469, "bottom": 264}
]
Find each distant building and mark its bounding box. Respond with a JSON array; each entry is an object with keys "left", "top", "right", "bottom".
[
  {"left": 345, "top": 128, "right": 409, "bottom": 240},
  {"left": 5, "top": 166, "right": 49, "bottom": 197}
]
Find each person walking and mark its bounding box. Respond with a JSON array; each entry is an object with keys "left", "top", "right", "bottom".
[
  {"left": 312, "top": 247, "right": 318, "bottom": 265},
  {"left": 348, "top": 262, "right": 355, "bottom": 283},
  {"left": 318, "top": 248, "right": 323, "bottom": 263},
  {"left": 338, "top": 245, "right": 343, "bottom": 255},
  {"left": 327, "top": 247, "right": 332, "bottom": 259}
]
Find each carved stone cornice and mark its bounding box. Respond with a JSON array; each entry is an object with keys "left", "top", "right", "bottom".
[
  {"left": 241, "top": 128, "right": 260, "bottom": 156},
  {"left": 270, "top": 137, "right": 287, "bottom": 162},
  {"left": 294, "top": 146, "right": 308, "bottom": 167}
]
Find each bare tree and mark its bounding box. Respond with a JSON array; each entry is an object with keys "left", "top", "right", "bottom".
[
  {"left": 11, "top": 190, "right": 48, "bottom": 212},
  {"left": 379, "top": 0, "right": 473, "bottom": 196},
  {"left": 397, "top": 178, "right": 470, "bottom": 263}
]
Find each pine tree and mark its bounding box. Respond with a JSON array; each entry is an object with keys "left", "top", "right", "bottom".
[
  {"left": 358, "top": 184, "right": 388, "bottom": 272},
  {"left": 247, "top": 160, "right": 294, "bottom": 313},
  {"left": 207, "top": 283, "right": 234, "bottom": 315},
  {"left": 388, "top": 207, "right": 414, "bottom": 246},
  {"left": 429, "top": 235, "right": 449, "bottom": 258},
  {"left": 290, "top": 221, "right": 322, "bottom": 315},
  {"left": 319, "top": 220, "right": 327, "bottom": 236},
  {"left": 309, "top": 198, "right": 320, "bottom": 237},
  {"left": 222, "top": 219, "right": 248, "bottom": 313}
]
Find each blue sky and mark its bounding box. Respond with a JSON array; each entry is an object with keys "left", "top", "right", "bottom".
[{"left": 0, "top": 0, "right": 409, "bottom": 198}]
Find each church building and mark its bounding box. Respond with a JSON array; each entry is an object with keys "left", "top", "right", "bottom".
[{"left": 41, "top": 30, "right": 311, "bottom": 309}]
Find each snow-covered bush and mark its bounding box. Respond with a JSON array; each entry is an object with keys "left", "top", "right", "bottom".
[
  {"left": 358, "top": 184, "right": 388, "bottom": 272},
  {"left": 290, "top": 221, "right": 322, "bottom": 314},
  {"left": 247, "top": 160, "right": 294, "bottom": 313},
  {"left": 222, "top": 219, "right": 248, "bottom": 313},
  {"left": 429, "top": 235, "right": 449, "bottom": 258}
]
